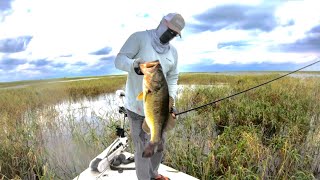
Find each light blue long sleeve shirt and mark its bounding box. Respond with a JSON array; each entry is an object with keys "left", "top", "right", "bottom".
[{"left": 114, "top": 30, "right": 179, "bottom": 116}]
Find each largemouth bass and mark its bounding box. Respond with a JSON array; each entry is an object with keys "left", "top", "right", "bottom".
[{"left": 136, "top": 60, "right": 175, "bottom": 158}]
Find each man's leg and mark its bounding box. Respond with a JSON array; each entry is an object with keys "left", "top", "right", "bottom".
[
  {"left": 127, "top": 110, "right": 151, "bottom": 180},
  {"left": 149, "top": 149, "right": 163, "bottom": 178}
]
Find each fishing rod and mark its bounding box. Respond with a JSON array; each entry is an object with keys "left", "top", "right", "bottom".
[{"left": 176, "top": 58, "right": 320, "bottom": 116}]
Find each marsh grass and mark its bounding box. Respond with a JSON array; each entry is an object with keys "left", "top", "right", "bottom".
[
  {"left": 165, "top": 74, "right": 320, "bottom": 179},
  {"left": 1, "top": 73, "right": 320, "bottom": 179},
  {"left": 0, "top": 75, "right": 126, "bottom": 179}
]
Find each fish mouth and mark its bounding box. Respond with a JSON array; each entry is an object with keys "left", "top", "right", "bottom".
[{"left": 139, "top": 60, "right": 161, "bottom": 74}]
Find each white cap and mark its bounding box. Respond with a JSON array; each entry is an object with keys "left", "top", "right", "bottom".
[{"left": 163, "top": 13, "right": 185, "bottom": 37}]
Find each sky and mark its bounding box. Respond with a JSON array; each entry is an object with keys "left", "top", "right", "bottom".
[{"left": 0, "top": 0, "right": 319, "bottom": 82}]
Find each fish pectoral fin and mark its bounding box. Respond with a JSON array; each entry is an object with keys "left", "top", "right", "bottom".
[
  {"left": 163, "top": 113, "right": 176, "bottom": 132},
  {"left": 136, "top": 92, "right": 144, "bottom": 101},
  {"left": 142, "top": 119, "right": 151, "bottom": 134}
]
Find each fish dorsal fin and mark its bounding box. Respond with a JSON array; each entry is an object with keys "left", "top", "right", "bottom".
[{"left": 136, "top": 92, "right": 143, "bottom": 101}]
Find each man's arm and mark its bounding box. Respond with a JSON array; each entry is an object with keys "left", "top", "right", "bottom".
[
  {"left": 166, "top": 48, "right": 179, "bottom": 102},
  {"left": 114, "top": 32, "right": 140, "bottom": 72},
  {"left": 167, "top": 57, "right": 179, "bottom": 118}
]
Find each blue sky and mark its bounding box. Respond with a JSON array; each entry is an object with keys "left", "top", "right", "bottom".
[{"left": 0, "top": 0, "right": 319, "bottom": 82}]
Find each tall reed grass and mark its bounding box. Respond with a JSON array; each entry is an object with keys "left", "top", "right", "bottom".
[
  {"left": 166, "top": 74, "right": 320, "bottom": 179},
  {"left": 1, "top": 73, "right": 319, "bottom": 179},
  {"left": 0, "top": 75, "right": 126, "bottom": 179}
]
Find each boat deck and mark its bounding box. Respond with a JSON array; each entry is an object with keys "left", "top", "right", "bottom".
[{"left": 74, "top": 152, "right": 199, "bottom": 180}]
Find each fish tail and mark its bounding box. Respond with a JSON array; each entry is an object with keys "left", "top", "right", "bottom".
[
  {"left": 142, "top": 142, "right": 156, "bottom": 158},
  {"left": 157, "top": 140, "right": 164, "bottom": 153}
]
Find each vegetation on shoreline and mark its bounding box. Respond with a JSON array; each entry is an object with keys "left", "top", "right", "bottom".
[
  {"left": 168, "top": 75, "right": 320, "bottom": 179},
  {"left": 1, "top": 73, "right": 319, "bottom": 179},
  {"left": 0, "top": 75, "right": 126, "bottom": 179}
]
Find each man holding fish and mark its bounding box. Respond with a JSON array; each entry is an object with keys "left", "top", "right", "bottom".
[{"left": 115, "top": 13, "right": 185, "bottom": 180}]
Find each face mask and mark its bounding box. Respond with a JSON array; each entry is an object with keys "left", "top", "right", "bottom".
[{"left": 159, "top": 28, "right": 178, "bottom": 44}]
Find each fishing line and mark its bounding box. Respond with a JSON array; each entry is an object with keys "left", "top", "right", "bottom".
[{"left": 176, "top": 58, "right": 320, "bottom": 116}]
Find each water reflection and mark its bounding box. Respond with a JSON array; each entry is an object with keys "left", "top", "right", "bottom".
[
  {"left": 55, "top": 93, "right": 123, "bottom": 125},
  {"left": 38, "top": 92, "right": 127, "bottom": 178},
  {"left": 53, "top": 85, "right": 222, "bottom": 126},
  {"left": 289, "top": 73, "right": 320, "bottom": 78}
]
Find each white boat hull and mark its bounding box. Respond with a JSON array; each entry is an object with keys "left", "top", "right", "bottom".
[{"left": 74, "top": 152, "right": 199, "bottom": 180}]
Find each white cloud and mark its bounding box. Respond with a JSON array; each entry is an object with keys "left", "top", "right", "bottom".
[
  {"left": 211, "top": 50, "right": 316, "bottom": 64},
  {"left": 274, "top": 0, "right": 320, "bottom": 41},
  {"left": 173, "top": 31, "right": 219, "bottom": 65},
  {"left": 0, "top": 0, "right": 319, "bottom": 81},
  {"left": 16, "top": 63, "right": 34, "bottom": 71}
]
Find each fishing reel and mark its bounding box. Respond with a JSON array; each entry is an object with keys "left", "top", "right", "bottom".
[
  {"left": 116, "top": 90, "right": 127, "bottom": 117},
  {"left": 116, "top": 90, "right": 127, "bottom": 138},
  {"left": 89, "top": 90, "right": 134, "bottom": 173}
]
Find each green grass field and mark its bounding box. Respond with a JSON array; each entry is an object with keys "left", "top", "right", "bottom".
[{"left": 0, "top": 72, "right": 319, "bottom": 179}]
